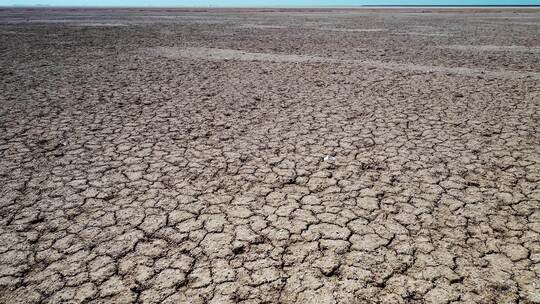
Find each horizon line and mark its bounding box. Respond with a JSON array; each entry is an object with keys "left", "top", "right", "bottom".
[{"left": 3, "top": 4, "right": 540, "bottom": 8}]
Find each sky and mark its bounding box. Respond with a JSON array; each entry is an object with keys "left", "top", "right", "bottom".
[{"left": 2, "top": 0, "right": 539, "bottom": 7}]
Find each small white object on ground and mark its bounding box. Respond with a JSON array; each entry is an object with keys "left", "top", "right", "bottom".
[{"left": 324, "top": 155, "right": 336, "bottom": 162}]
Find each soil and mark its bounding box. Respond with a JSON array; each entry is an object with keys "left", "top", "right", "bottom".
[{"left": 0, "top": 7, "right": 539, "bottom": 304}]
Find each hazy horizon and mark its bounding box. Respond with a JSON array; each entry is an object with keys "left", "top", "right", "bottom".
[{"left": 2, "top": 0, "right": 539, "bottom": 8}]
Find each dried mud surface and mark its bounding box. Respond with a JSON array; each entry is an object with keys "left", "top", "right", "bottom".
[{"left": 0, "top": 7, "right": 539, "bottom": 304}]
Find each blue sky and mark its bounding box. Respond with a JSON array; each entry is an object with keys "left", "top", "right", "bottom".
[{"left": 2, "top": 0, "right": 539, "bottom": 6}]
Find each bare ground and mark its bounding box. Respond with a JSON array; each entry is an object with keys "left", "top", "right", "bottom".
[{"left": 0, "top": 7, "right": 539, "bottom": 304}]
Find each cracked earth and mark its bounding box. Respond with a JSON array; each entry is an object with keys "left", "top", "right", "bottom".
[{"left": 1, "top": 7, "right": 539, "bottom": 304}]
